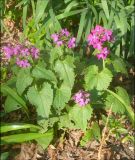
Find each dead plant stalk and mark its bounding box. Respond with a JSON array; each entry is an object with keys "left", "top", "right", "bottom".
[{"left": 97, "top": 104, "right": 113, "bottom": 160}]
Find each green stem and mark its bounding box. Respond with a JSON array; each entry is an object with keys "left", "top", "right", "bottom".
[
  {"left": 106, "top": 89, "right": 134, "bottom": 127},
  {"left": 103, "top": 59, "right": 105, "bottom": 70}
]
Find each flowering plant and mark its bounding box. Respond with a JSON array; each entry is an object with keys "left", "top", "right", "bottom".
[
  {"left": 1, "top": 26, "right": 134, "bottom": 148},
  {"left": 51, "top": 28, "right": 76, "bottom": 48},
  {"left": 2, "top": 44, "right": 39, "bottom": 68}
]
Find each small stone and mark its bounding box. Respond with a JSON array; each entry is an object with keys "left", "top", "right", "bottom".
[{"left": 116, "top": 154, "right": 121, "bottom": 159}]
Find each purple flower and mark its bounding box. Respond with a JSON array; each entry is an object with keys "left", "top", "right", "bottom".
[
  {"left": 13, "top": 45, "right": 22, "bottom": 55},
  {"left": 51, "top": 29, "right": 76, "bottom": 49},
  {"left": 30, "top": 47, "right": 39, "bottom": 59},
  {"left": 21, "top": 48, "right": 30, "bottom": 56},
  {"left": 73, "top": 90, "right": 90, "bottom": 107},
  {"left": 2, "top": 43, "right": 39, "bottom": 68},
  {"left": 61, "top": 28, "right": 70, "bottom": 37},
  {"left": 97, "top": 53, "right": 106, "bottom": 60},
  {"left": 51, "top": 34, "right": 59, "bottom": 42},
  {"left": 87, "top": 25, "right": 113, "bottom": 60},
  {"left": 93, "top": 42, "right": 102, "bottom": 50},
  {"left": 93, "top": 25, "right": 104, "bottom": 34},
  {"left": 96, "top": 47, "right": 110, "bottom": 60},
  {"left": 16, "top": 58, "right": 30, "bottom": 68},
  {"left": 68, "top": 37, "right": 76, "bottom": 48},
  {"left": 101, "top": 29, "right": 113, "bottom": 42},
  {"left": 87, "top": 34, "right": 99, "bottom": 46},
  {"left": 56, "top": 41, "right": 63, "bottom": 46},
  {"left": 2, "top": 45, "right": 13, "bottom": 59}
]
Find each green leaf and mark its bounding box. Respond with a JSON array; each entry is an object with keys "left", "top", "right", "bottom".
[
  {"left": 1, "top": 85, "right": 28, "bottom": 112},
  {"left": 119, "top": 9, "right": 128, "bottom": 35},
  {"left": 80, "top": 122, "right": 101, "bottom": 146},
  {"left": 35, "top": 0, "right": 49, "bottom": 25},
  {"left": 1, "top": 123, "right": 41, "bottom": 133},
  {"left": 58, "top": 114, "right": 75, "bottom": 129},
  {"left": 101, "top": 0, "right": 109, "bottom": 20},
  {"left": 84, "top": 11, "right": 92, "bottom": 40},
  {"left": 64, "top": 1, "right": 78, "bottom": 13},
  {"left": 84, "top": 65, "right": 113, "bottom": 91},
  {"left": 69, "top": 105, "right": 92, "bottom": 131},
  {"left": 5, "top": 96, "right": 21, "bottom": 113},
  {"left": 36, "top": 130, "right": 54, "bottom": 149},
  {"left": 32, "top": 65, "right": 57, "bottom": 86},
  {"left": 76, "top": 10, "right": 87, "bottom": 44},
  {"left": 92, "top": 122, "right": 101, "bottom": 140},
  {"left": 15, "top": 0, "right": 28, "bottom": 7},
  {"left": 54, "top": 56, "right": 75, "bottom": 89},
  {"left": 53, "top": 84, "right": 71, "bottom": 111},
  {"left": 105, "top": 94, "right": 125, "bottom": 114},
  {"left": 57, "top": 8, "right": 87, "bottom": 20},
  {"left": 111, "top": 55, "right": 128, "bottom": 75},
  {"left": 106, "top": 87, "right": 134, "bottom": 126},
  {"left": 49, "top": 47, "right": 63, "bottom": 64},
  {"left": 106, "top": 87, "right": 130, "bottom": 114},
  {"left": 108, "top": 1, "right": 115, "bottom": 28},
  {"left": 80, "top": 129, "right": 93, "bottom": 146},
  {"left": 16, "top": 69, "right": 33, "bottom": 95},
  {"left": 27, "top": 83, "right": 53, "bottom": 118},
  {"left": 22, "top": 1, "right": 28, "bottom": 30},
  {"left": 0, "top": 152, "right": 9, "bottom": 160},
  {"left": 1, "top": 131, "right": 53, "bottom": 145},
  {"left": 49, "top": 8, "right": 61, "bottom": 32}
]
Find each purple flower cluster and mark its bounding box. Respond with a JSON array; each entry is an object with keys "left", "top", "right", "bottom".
[
  {"left": 73, "top": 90, "right": 90, "bottom": 107},
  {"left": 87, "top": 25, "right": 114, "bottom": 60},
  {"left": 2, "top": 44, "right": 39, "bottom": 68},
  {"left": 51, "top": 28, "right": 76, "bottom": 48}
]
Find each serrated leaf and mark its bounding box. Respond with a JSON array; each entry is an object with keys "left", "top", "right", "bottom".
[
  {"left": 16, "top": 69, "right": 33, "bottom": 95},
  {"left": 85, "top": 65, "right": 112, "bottom": 91},
  {"left": 53, "top": 84, "right": 71, "bottom": 111},
  {"left": 32, "top": 65, "right": 57, "bottom": 86},
  {"left": 106, "top": 87, "right": 132, "bottom": 114},
  {"left": 69, "top": 105, "right": 92, "bottom": 131},
  {"left": 27, "top": 83, "right": 53, "bottom": 118},
  {"left": 58, "top": 114, "right": 75, "bottom": 129},
  {"left": 50, "top": 47, "right": 63, "bottom": 64},
  {"left": 54, "top": 56, "right": 75, "bottom": 89},
  {"left": 111, "top": 56, "right": 128, "bottom": 75}
]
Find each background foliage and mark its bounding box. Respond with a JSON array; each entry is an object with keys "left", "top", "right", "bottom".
[
  {"left": 0, "top": 0, "right": 135, "bottom": 157},
  {"left": 1, "top": 0, "right": 134, "bottom": 58}
]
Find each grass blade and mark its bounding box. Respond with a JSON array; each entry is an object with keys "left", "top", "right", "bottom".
[
  {"left": 35, "top": 0, "right": 49, "bottom": 25},
  {"left": 101, "top": 0, "right": 109, "bottom": 20},
  {"left": 76, "top": 10, "right": 87, "bottom": 44},
  {"left": 23, "top": 1, "right": 28, "bottom": 30},
  {"left": 1, "top": 132, "right": 53, "bottom": 144},
  {"left": 1, "top": 123, "right": 41, "bottom": 133}
]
